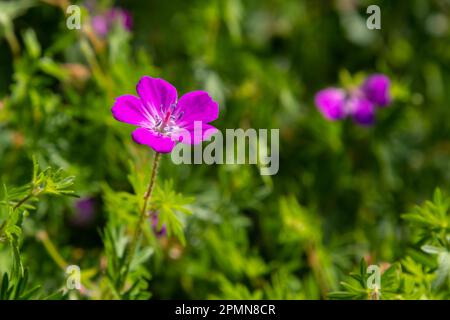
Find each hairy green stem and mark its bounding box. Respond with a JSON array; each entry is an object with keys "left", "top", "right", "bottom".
[
  {"left": 120, "top": 152, "right": 161, "bottom": 293},
  {"left": 13, "top": 194, "right": 32, "bottom": 210},
  {"left": 5, "top": 30, "right": 20, "bottom": 59},
  {"left": 37, "top": 230, "right": 68, "bottom": 270},
  {"left": 0, "top": 221, "right": 6, "bottom": 242}
]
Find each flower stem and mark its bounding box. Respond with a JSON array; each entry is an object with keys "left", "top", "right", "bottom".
[
  {"left": 37, "top": 230, "right": 68, "bottom": 270},
  {"left": 13, "top": 194, "right": 32, "bottom": 210},
  {"left": 121, "top": 152, "right": 161, "bottom": 293}
]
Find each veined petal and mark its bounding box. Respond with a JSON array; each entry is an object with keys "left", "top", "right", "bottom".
[
  {"left": 136, "top": 76, "right": 178, "bottom": 118},
  {"left": 362, "top": 74, "right": 391, "bottom": 107},
  {"left": 314, "top": 88, "right": 347, "bottom": 121},
  {"left": 348, "top": 96, "right": 375, "bottom": 126},
  {"left": 132, "top": 128, "right": 176, "bottom": 153},
  {"left": 175, "top": 91, "right": 219, "bottom": 127},
  {"left": 112, "top": 95, "right": 151, "bottom": 126},
  {"left": 175, "top": 122, "right": 218, "bottom": 145}
]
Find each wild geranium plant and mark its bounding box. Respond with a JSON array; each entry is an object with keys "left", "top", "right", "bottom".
[
  {"left": 0, "top": 157, "right": 75, "bottom": 299},
  {"left": 110, "top": 75, "right": 219, "bottom": 294},
  {"left": 330, "top": 189, "right": 450, "bottom": 300},
  {"left": 2, "top": 0, "right": 450, "bottom": 303}
]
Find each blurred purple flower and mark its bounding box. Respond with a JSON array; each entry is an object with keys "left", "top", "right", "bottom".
[
  {"left": 111, "top": 76, "right": 219, "bottom": 153},
  {"left": 314, "top": 74, "right": 391, "bottom": 126},
  {"left": 362, "top": 74, "right": 391, "bottom": 107},
  {"left": 71, "top": 197, "right": 96, "bottom": 227},
  {"left": 85, "top": 1, "right": 133, "bottom": 37},
  {"left": 107, "top": 8, "right": 133, "bottom": 31},
  {"left": 314, "top": 88, "right": 347, "bottom": 121},
  {"left": 150, "top": 212, "right": 166, "bottom": 238},
  {"left": 347, "top": 95, "right": 375, "bottom": 126}
]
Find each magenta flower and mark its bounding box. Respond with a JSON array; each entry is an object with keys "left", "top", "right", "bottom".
[
  {"left": 112, "top": 76, "right": 219, "bottom": 153},
  {"left": 314, "top": 74, "right": 391, "bottom": 126}
]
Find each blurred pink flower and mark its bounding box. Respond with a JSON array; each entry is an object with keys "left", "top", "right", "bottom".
[
  {"left": 86, "top": 1, "right": 133, "bottom": 37},
  {"left": 315, "top": 74, "right": 391, "bottom": 126}
]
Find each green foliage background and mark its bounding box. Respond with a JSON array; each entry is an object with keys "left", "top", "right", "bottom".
[{"left": 0, "top": 0, "right": 449, "bottom": 299}]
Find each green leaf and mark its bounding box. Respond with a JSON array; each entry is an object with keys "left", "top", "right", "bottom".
[
  {"left": 152, "top": 180, "right": 194, "bottom": 244},
  {"left": 0, "top": 273, "right": 9, "bottom": 300},
  {"left": 422, "top": 245, "right": 446, "bottom": 255}
]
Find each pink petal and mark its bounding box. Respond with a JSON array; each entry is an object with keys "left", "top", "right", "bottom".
[
  {"left": 136, "top": 76, "right": 178, "bottom": 118},
  {"left": 362, "top": 74, "right": 391, "bottom": 107},
  {"left": 175, "top": 91, "right": 219, "bottom": 127},
  {"left": 176, "top": 123, "right": 218, "bottom": 145},
  {"left": 348, "top": 96, "right": 375, "bottom": 126},
  {"left": 314, "top": 88, "right": 347, "bottom": 121},
  {"left": 132, "top": 128, "right": 176, "bottom": 153},
  {"left": 112, "top": 95, "right": 151, "bottom": 126}
]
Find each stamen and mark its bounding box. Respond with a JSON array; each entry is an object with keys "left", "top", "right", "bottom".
[
  {"left": 176, "top": 111, "right": 184, "bottom": 121},
  {"left": 153, "top": 104, "right": 180, "bottom": 135}
]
